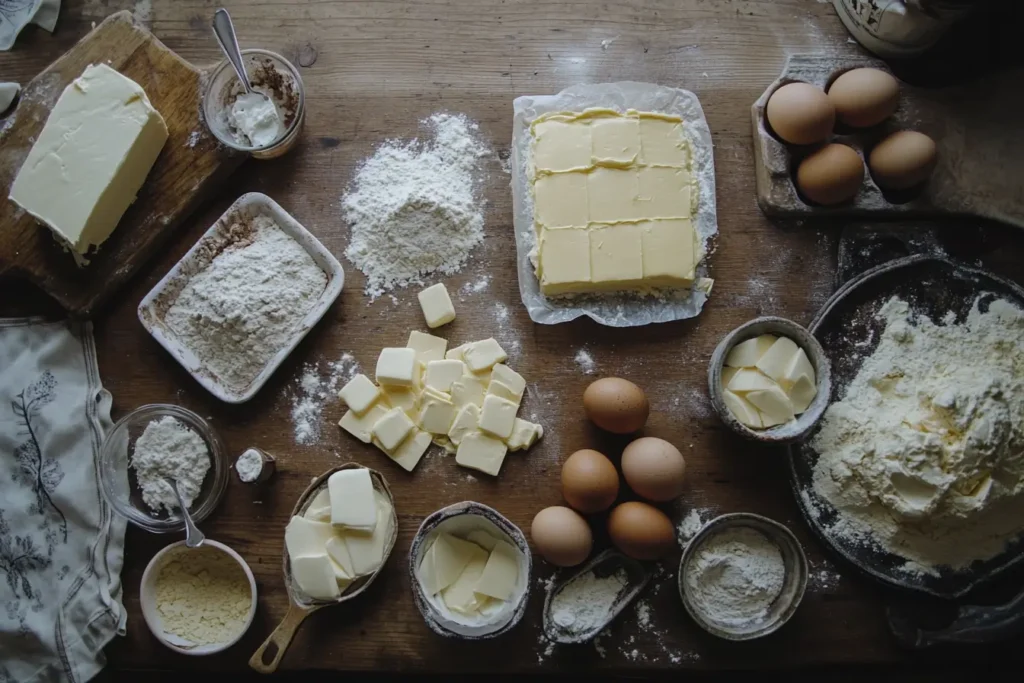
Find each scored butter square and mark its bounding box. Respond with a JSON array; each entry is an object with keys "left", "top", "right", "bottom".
[
  {"left": 534, "top": 172, "right": 589, "bottom": 229},
  {"left": 591, "top": 224, "right": 643, "bottom": 285},
  {"left": 532, "top": 118, "right": 592, "bottom": 172}
]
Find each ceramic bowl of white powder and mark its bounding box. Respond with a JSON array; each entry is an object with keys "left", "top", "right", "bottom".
[
  {"left": 678, "top": 513, "right": 808, "bottom": 641},
  {"left": 98, "top": 404, "right": 228, "bottom": 533}
]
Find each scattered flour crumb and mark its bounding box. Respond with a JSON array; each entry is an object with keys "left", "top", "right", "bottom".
[
  {"left": 574, "top": 349, "right": 596, "bottom": 375},
  {"left": 460, "top": 275, "right": 490, "bottom": 297},
  {"left": 290, "top": 353, "right": 359, "bottom": 445},
  {"left": 677, "top": 508, "right": 708, "bottom": 548},
  {"left": 494, "top": 302, "right": 509, "bottom": 322},
  {"left": 185, "top": 130, "right": 200, "bottom": 148}
]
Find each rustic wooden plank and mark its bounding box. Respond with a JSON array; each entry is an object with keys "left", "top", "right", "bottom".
[{"left": 0, "top": 10, "right": 244, "bottom": 316}]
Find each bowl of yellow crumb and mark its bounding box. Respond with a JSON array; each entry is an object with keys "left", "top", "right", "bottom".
[{"left": 140, "top": 540, "right": 257, "bottom": 655}]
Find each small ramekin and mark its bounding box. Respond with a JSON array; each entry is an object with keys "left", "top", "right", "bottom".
[
  {"left": 409, "top": 502, "right": 532, "bottom": 640},
  {"left": 98, "top": 404, "right": 229, "bottom": 533},
  {"left": 140, "top": 540, "right": 257, "bottom": 655},
  {"left": 202, "top": 49, "right": 305, "bottom": 159},
  {"left": 678, "top": 513, "right": 807, "bottom": 641},
  {"left": 707, "top": 316, "right": 831, "bottom": 444}
]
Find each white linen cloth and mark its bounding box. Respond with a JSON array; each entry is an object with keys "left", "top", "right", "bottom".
[
  {"left": 0, "top": 0, "right": 60, "bottom": 51},
  {"left": 0, "top": 318, "right": 125, "bottom": 683}
]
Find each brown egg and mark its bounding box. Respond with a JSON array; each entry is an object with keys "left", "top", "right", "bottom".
[
  {"left": 583, "top": 377, "right": 649, "bottom": 434},
  {"left": 561, "top": 449, "right": 620, "bottom": 513},
  {"left": 621, "top": 437, "right": 687, "bottom": 502},
  {"left": 530, "top": 506, "right": 593, "bottom": 567},
  {"left": 828, "top": 68, "right": 899, "bottom": 128},
  {"left": 608, "top": 502, "right": 675, "bottom": 561},
  {"left": 765, "top": 82, "right": 835, "bottom": 146},
  {"left": 869, "top": 130, "right": 938, "bottom": 190},
  {"left": 795, "top": 143, "right": 864, "bottom": 205}
]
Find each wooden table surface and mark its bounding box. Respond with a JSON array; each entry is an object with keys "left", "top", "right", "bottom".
[{"left": 4, "top": 0, "right": 1024, "bottom": 674}]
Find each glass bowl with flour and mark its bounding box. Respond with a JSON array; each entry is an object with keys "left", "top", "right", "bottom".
[{"left": 98, "top": 404, "right": 228, "bottom": 533}]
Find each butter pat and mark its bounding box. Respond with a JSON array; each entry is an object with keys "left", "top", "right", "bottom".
[
  {"left": 384, "top": 429, "right": 432, "bottom": 472},
  {"left": 325, "top": 536, "right": 355, "bottom": 579},
  {"left": 479, "top": 395, "right": 519, "bottom": 439},
  {"left": 473, "top": 540, "right": 519, "bottom": 601},
  {"left": 441, "top": 544, "right": 490, "bottom": 615},
  {"left": 303, "top": 489, "right": 332, "bottom": 522},
  {"left": 419, "top": 393, "right": 456, "bottom": 434},
  {"left": 448, "top": 403, "right": 480, "bottom": 446},
  {"left": 507, "top": 418, "right": 543, "bottom": 451},
  {"left": 380, "top": 385, "right": 418, "bottom": 418},
  {"left": 726, "top": 335, "right": 777, "bottom": 368},
  {"left": 745, "top": 385, "right": 795, "bottom": 427},
  {"left": 490, "top": 364, "right": 526, "bottom": 401},
  {"left": 463, "top": 338, "right": 508, "bottom": 373},
  {"left": 376, "top": 347, "right": 417, "bottom": 387},
  {"left": 456, "top": 431, "right": 509, "bottom": 477},
  {"left": 291, "top": 554, "right": 340, "bottom": 601},
  {"left": 408, "top": 331, "right": 448, "bottom": 363},
  {"left": 338, "top": 374, "right": 381, "bottom": 415},
  {"left": 285, "top": 516, "right": 335, "bottom": 558},
  {"left": 9, "top": 64, "right": 168, "bottom": 259},
  {"left": 727, "top": 368, "right": 776, "bottom": 394},
  {"left": 755, "top": 337, "right": 801, "bottom": 383},
  {"left": 328, "top": 469, "right": 377, "bottom": 532},
  {"left": 338, "top": 403, "right": 389, "bottom": 443},
  {"left": 343, "top": 495, "right": 392, "bottom": 576},
  {"left": 451, "top": 374, "right": 487, "bottom": 409},
  {"left": 371, "top": 407, "right": 415, "bottom": 452},
  {"left": 419, "top": 533, "right": 483, "bottom": 595},
  {"left": 418, "top": 283, "right": 456, "bottom": 328},
  {"left": 424, "top": 360, "right": 466, "bottom": 393},
  {"left": 722, "top": 390, "right": 762, "bottom": 429}
]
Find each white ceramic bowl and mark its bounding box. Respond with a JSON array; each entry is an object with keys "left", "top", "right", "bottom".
[
  {"left": 140, "top": 540, "right": 257, "bottom": 655},
  {"left": 138, "top": 192, "right": 344, "bottom": 403}
]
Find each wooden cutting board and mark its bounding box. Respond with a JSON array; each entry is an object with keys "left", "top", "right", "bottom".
[{"left": 0, "top": 11, "right": 245, "bottom": 317}]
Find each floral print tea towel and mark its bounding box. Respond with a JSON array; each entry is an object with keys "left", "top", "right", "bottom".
[
  {"left": 0, "top": 1, "right": 60, "bottom": 51},
  {"left": 0, "top": 318, "right": 125, "bottom": 683}
]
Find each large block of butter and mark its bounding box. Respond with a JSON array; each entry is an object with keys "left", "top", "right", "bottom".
[
  {"left": 529, "top": 109, "right": 699, "bottom": 296},
  {"left": 9, "top": 63, "right": 168, "bottom": 260}
]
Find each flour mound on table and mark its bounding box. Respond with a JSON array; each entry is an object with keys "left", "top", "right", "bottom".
[
  {"left": 811, "top": 296, "right": 1024, "bottom": 572},
  {"left": 291, "top": 353, "right": 360, "bottom": 445},
  {"left": 131, "top": 416, "right": 210, "bottom": 513},
  {"left": 342, "top": 113, "right": 488, "bottom": 299},
  {"left": 164, "top": 215, "right": 327, "bottom": 391}
]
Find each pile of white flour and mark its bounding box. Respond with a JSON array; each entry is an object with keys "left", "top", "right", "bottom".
[
  {"left": 684, "top": 527, "right": 785, "bottom": 627},
  {"left": 131, "top": 416, "right": 210, "bottom": 513},
  {"left": 549, "top": 568, "right": 628, "bottom": 634},
  {"left": 165, "top": 215, "right": 327, "bottom": 391},
  {"left": 342, "top": 113, "right": 488, "bottom": 298},
  {"left": 811, "top": 295, "right": 1024, "bottom": 572}
]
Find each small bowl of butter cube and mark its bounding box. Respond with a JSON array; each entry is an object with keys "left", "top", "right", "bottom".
[
  {"left": 409, "top": 501, "right": 532, "bottom": 639},
  {"left": 707, "top": 317, "right": 831, "bottom": 444}
]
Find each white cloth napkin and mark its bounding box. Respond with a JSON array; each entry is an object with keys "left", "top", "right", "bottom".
[
  {"left": 0, "top": 0, "right": 60, "bottom": 51},
  {"left": 0, "top": 82, "right": 18, "bottom": 113},
  {"left": 0, "top": 318, "right": 125, "bottom": 683}
]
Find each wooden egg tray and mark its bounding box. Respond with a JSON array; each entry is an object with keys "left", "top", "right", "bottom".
[{"left": 752, "top": 54, "right": 1024, "bottom": 230}]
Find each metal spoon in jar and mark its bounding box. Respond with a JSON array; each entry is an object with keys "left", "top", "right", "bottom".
[
  {"left": 211, "top": 8, "right": 254, "bottom": 94},
  {"left": 164, "top": 477, "right": 205, "bottom": 548}
]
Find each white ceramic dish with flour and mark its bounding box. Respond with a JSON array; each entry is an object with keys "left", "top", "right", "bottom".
[
  {"left": 138, "top": 193, "right": 343, "bottom": 403},
  {"left": 140, "top": 540, "right": 257, "bottom": 655},
  {"left": 409, "top": 502, "right": 532, "bottom": 639}
]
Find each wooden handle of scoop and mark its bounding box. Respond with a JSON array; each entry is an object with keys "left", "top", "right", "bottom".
[{"left": 249, "top": 602, "right": 313, "bottom": 674}]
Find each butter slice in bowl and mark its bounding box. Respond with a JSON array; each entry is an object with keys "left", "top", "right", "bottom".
[
  {"left": 708, "top": 317, "right": 831, "bottom": 444},
  {"left": 9, "top": 63, "right": 168, "bottom": 264},
  {"left": 410, "top": 502, "right": 532, "bottom": 639}
]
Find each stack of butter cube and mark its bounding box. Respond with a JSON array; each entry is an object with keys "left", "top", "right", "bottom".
[
  {"left": 338, "top": 332, "right": 543, "bottom": 476},
  {"left": 720, "top": 334, "right": 817, "bottom": 430}
]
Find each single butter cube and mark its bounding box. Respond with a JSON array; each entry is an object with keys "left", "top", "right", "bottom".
[
  {"left": 507, "top": 418, "right": 543, "bottom": 451},
  {"left": 441, "top": 543, "right": 490, "bottom": 615},
  {"left": 381, "top": 428, "right": 432, "bottom": 472},
  {"left": 745, "top": 385, "right": 795, "bottom": 428},
  {"left": 448, "top": 403, "right": 480, "bottom": 446},
  {"left": 344, "top": 494, "right": 393, "bottom": 576},
  {"left": 376, "top": 347, "right": 417, "bottom": 387},
  {"left": 727, "top": 368, "right": 777, "bottom": 394},
  {"left": 789, "top": 374, "right": 817, "bottom": 414},
  {"left": 407, "top": 330, "right": 448, "bottom": 363},
  {"left": 339, "top": 403, "right": 390, "bottom": 443},
  {"left": 725, "top": 334, "right": 778, "bottom": 368},
  {"left": 755, "top": 336, "right": 801, "bottom": 383},
  {"left": 721, "top": 366, "right": 739, "bottom": 388},
  {"left": 372, "top": 407, "right": 415, "bottom": 452},
  {"left": 285, "top": 516, "right": 335, "bottom": 559},
  {"left": 381, "top": 384, "right": 418, "bottom": 418},
  {"left": 291, "top": 554, "right": 340, "bottom": 601},
  {"left": 722, "top": 389, "right": 763, "bottom": 429},
  {"left": 424, "top": 360, "right": 466, "bottom": 393},
  {"left": 464, "top": 338, "right": 508, "bottom": 373},
  {"left": 489, "top": 364, "right": 526, "bottom": 400},
  {"left": 474, "top": 540, "right": 519, "bottom": 601},
  {"left": 328, "top": 469, "right": 377, "bottom": 532},
  {"left": 478, "top": 395, "right": 519, "bottom": 440},
  {"left": 488, "top": 380, "right": 520, "bottom": 404},
  {"left": 303, "top": 488, "right": 332, "bottom": 522},
  {"left": 419, "top": 533, "right": 484, "bottom": 596},
  {"left": 445, "top": 343, "right": 470, "bottom": 362},
  {"left": 781, "top": 347, "right": 816, "bottom": 392},
  {"left": 338, "top": 373, "right": 381, "bottom": 415},
  {"left": 419, "top": 396, "right": 456, "bottom": 434},
  {"left": 9, "top": 63, "right": 169, "bottom": 259},
  {"left": 325, "top": 536, "right": 355, "bottom": 579},
  {"left": 451, "top": 374, "right": 487, "bottom": 409},
  {"left": 538, "top": 227, "right": 591, "bottom": 295},
  {"left": 418, "top": 283, "right": 456, "bottom": 328},
  {"left": 456, "top": 431, "right": 509, "bottom": 477}
]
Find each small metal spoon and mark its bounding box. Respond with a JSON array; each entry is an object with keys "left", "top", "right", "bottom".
[
  {"left": 164, "top": 477, "right": 205, "bottom": 548},
  {"left": 211, "top": 8, "right": 253, "bottom": 94}
]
